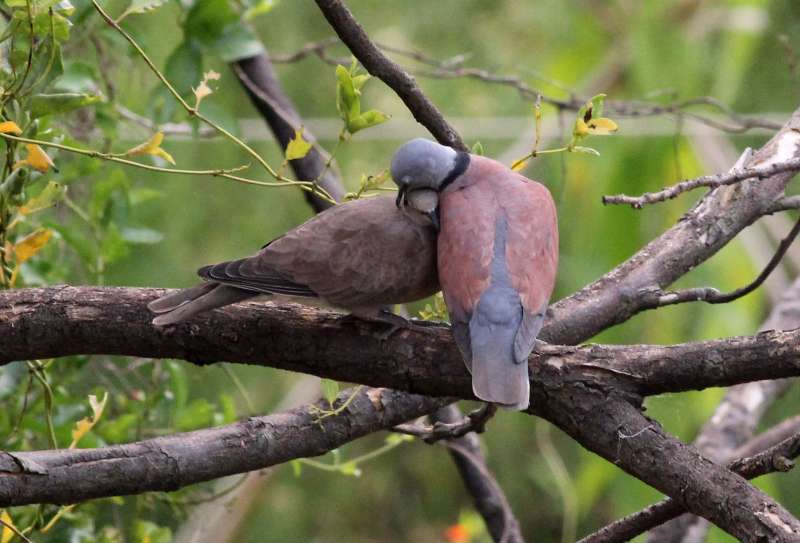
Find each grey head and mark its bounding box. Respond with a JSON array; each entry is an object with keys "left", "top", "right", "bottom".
[{"left": 390, "top": 138, "right": 470, "bottom": 230}]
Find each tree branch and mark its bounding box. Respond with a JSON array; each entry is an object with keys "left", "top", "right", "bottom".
[
  {"left": 8, "top": 288, "right": 800, "bottom": 539},
  {"left": 577, "top": 429, "right": 800, "bottom": 543},
  {"left": 602, "top": 156, "right": 800, "bottom": 208},
  {"left": 313, "top": 0, "right": 467, "bottom": 151},
  {"left": 0, "top": 386, "right": 449, "bottom": 506}
]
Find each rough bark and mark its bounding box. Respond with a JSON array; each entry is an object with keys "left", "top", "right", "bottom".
[{"left": 0, "top": 387, "right": 447, "bottom": 506}]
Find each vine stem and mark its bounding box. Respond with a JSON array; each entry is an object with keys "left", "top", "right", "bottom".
[
  {"left": 90, "top": 0, "right": 336, "bottom": 205},
  {"left": 0, "top": 133, "right": 316, "bottom": 190}
]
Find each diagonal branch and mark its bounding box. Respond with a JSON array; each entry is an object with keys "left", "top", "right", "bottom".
[
  {"left": 577, "top": 428, "right": 800, "bottom": 543},
  {"left": 314, "top": 0, "right": 467, "bottom": 151}
]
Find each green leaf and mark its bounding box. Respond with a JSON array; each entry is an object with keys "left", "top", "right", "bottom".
[
  {"left": 339, "top": 462, "right": 362, "bottom": 477},
  {"left": 30, "top": 93, "right": 101, "bottom": 118},
  {"left": 321, "top": 379, "right": 339, "bottom": 405},
  {"left": 134, "top": 521, "right": 172, "bottom": 543},
  {"left": 175, "top": 398, "right": 215, "bottom": 431},
  {"left": 347, "top": 109, "right": 390, "bottom": 134},
  {"left": 290, "top": 460, "right": 303, "bottom": 477},
  {"left": 219, "top": 393, "right": 237, "bottom": 423},
  {"left": 163, "top": 40, "right": 204, "bottom": 99},
  {"left": 100, "top": 223, "right": 129, "bottom": 264},
  {"left": 206, "top": 22, "right": 265, "bottom": 62},
  {"left": 185, "top": 0, "right": 238, "bottom": 40},
  {"left": 471, "top": 141, "right": 484, "bottom": 155},
  {"left": 335, "top": 64, "right": 360, "bottom": 124},
  {"left": 19, "top": 181, "right": 65, "bottom": 215},
  {"left": 243, "top": 0, "right": 275, "bottom": 21},
  {"left": 116, "top": 0, "right": 169, "bottom": 22},
  {"left": 54, "top": 61, "right": 99, "bottom": 93},
  {"left": 571, "top": 145, "right": 601, "bottom": 156}
]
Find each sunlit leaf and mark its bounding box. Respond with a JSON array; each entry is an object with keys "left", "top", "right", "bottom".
[
  {"left": 116, "top": 0, "right": 169, "bottom": 22},
  {"left": 571, "top": 146, "right": 601, "bottom": 156},
  {"left": 0, "top": 121, "right": 22, "bottom": 135},
  {"left": 586, "top": 117, "right": 618, "bottom": 135},
  {"left": 321, "top": 379, "right": 339, "bottom": 405},
  {"left": 243, "top": 0, "right": 275, "bottom": 21},
  {"left": 0, "top": 510, "right": 16, "bottom": 543},
  {"left": 511, "top": 158, "right": 528, "bottom": 172},
  {"left": 14, "top": 228, "right": 53, "bottom": 263},
  {"left": 285, "top": 127, "right": 312, "bottom": 160},
  {"left": 124, "top": 132, "right": 175, "bottom": 164},
  {"left": 471, "top": 141, "right": 484, "bottom": 155},
  {"left": 69, "top": 392, "right": 108, "bottom": 449},
  {"left": 19, "top": 181, "right": 66, "bottom": 215},
  {"left": 192, "top": 70, "right": 220, "bottom": 109},
  {"left": 13, "top": 143, "right": 57, "bottom": 172}
]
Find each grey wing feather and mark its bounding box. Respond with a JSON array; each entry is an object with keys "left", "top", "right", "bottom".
[
  {"left": 513, "top": 301, "right": 547, "bottom": 365},
  {"left": 198, "top": 258, "right": 317, "bottom": 298}
]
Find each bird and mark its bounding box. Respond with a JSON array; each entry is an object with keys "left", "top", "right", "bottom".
[
  {"left": 148, "top": 194, "right": 441, "bottom": 327},
  {"left": 391, "top": 138, "right": 558, "bottom": 410}
]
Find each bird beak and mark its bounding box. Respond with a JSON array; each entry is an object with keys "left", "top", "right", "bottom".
[
  {"left": 428, "top": 207, "right": 440, "bottom": 232},
  {"left": 395, "top": 185, "right": 408, "bottom": 208}
]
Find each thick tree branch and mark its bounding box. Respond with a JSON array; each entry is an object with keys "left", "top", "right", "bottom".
[
  {"left": 232, "top": 53, "right": 345, "bottom": 211},
  {"left": 578, "top": 430, "right": 800, "bottom": 543},
  {"left": 8, "top": 286, "right": 800, "bottom": 404},
  {"left": 313, "top": 0, "right": 467, "bottom": 151},
  {"left": 7, "top": 288, "right": 800, "bottom": 539},
  {"left": 0, "top": 386, "right": 448, "bottom": 506}
]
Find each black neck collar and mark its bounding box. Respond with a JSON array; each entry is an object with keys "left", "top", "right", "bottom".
[{"left": 439, "top": 152, "right": 470, "bottom": 192}]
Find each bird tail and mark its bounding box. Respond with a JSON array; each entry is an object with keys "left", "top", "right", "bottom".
[
  {"left": 148, "top": 283, "right": 255, "bottom": 326},
  {"left": 469, "top": 317, "right": 530, "bottom": 411}
]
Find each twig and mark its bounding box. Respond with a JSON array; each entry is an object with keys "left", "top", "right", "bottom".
[
  {"left": 0, "top": 133, "right": 308, "bottom": 190},
  {"left": 314, "top": 0, "right": 467, "bottom": 151},
  {"left": 602, "top": 157, "right": 800, "bottom": 208},
  {"left": 651, "top": 214, "right": 800, "bottom": 307},
  {"left": 577, "top": 431, "right": 800, "bottom": 543},
  {"left": 393, "top": 403, "right": 497, "bottom": 444}
]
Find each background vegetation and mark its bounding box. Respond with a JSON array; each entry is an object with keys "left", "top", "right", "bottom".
[{"left": 2, "top": 0, "right": 799, "bottom": 541}]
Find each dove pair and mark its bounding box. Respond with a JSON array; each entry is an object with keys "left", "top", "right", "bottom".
[{"left": 149, "top": 138, "right": 557, "bottom": 410}]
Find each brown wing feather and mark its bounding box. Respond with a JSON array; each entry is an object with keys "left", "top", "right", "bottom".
[{"left": 256, "top": 196, "right": 439, "bottom": 309}]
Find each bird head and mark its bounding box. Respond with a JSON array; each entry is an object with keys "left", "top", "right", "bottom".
[{"left": 390, "top": 138, "right": 470, "bottom": 230}]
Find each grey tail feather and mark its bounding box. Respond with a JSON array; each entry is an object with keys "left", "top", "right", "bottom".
[
  {"left": 471, "top": 349, "right": 530, "bottom": 411},
  {"left": 469, "top": 316, "right": 530, "bottom": 411},
  {"left": 148, "top": 282, "right": 218, "bottom": 314},
  {"left": 151, "top": 284, "right": 256, "bottom": 326}
]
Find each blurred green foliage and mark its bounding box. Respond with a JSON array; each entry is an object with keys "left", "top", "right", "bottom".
[{"left": 1, "top": 0, "right": 799, "bottom": 542}]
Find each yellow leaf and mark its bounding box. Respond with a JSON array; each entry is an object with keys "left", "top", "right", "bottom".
[
  {"left": 573, "top": 118, "right": 590, "bottom": 137},
  {"left": 13, "top": 143, "right": 56, "bottom": 172},
  {"left": 586, "top": 117, "right": 618, "bottom": 135},
  {"left": 70, "top": 392, "right": 108, "bottom": 449},
  {"left": 0, "top": 510, "right": 15, "bottom": 543},
  {"left": 13, "top": 228, "right": 53, "bottom": 264},
  {"left": 193, "top": 70, "right": 221, "bottom": 109},
  {"left": 511, "top": 158, "right": 528, "bottom": 172},
  {"left": 124, "top": 132, "right": 175, "bottom": 165},
  {"left": 0, "top": 121, "right": 22, "bottom": 135},
  {"left": 285, "top": 127, "right": 312, "bottom": 161}
]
